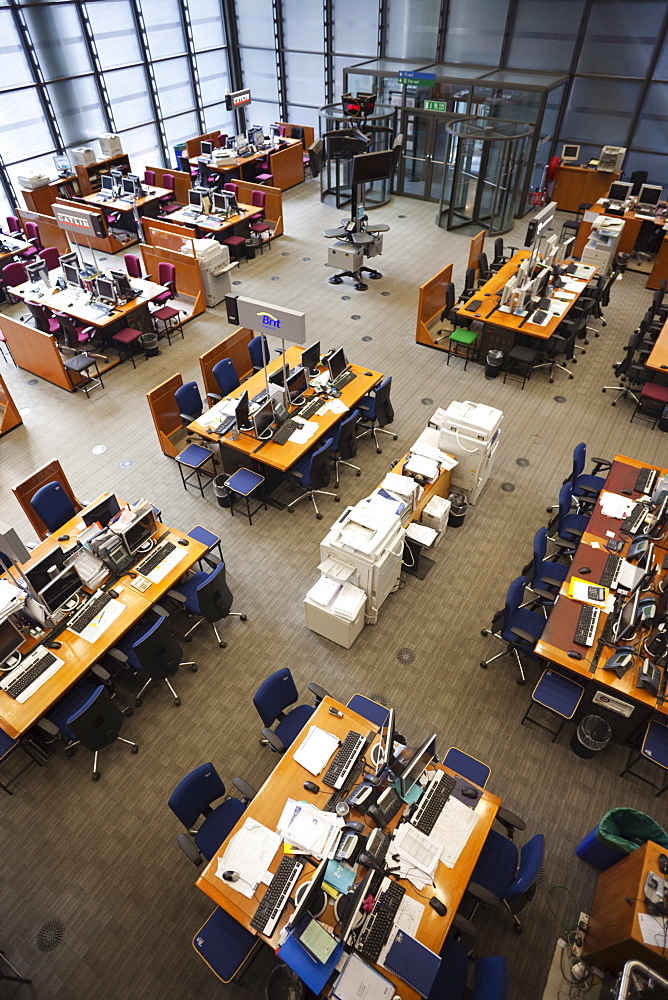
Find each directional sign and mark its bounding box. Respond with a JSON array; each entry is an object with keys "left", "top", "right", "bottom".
[{"left": 424, "top": 100, "right": 448, "bottom": 112}]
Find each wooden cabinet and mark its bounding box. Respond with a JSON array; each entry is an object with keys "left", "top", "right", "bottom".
[
  {"left": 21, "top": 176, "right": 78, "bottom": 216},
  {"left": 75, "top": 154, "right": 131, "bottom": 196},
  {"left": 553, "top": 165, "right": 619, "bottom": 214}
]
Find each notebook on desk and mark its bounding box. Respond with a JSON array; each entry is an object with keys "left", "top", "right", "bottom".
[{"left": 383, "top": 930, "right": 441, "bottom": 998}]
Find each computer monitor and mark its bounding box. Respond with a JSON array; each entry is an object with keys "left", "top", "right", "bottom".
[
  {"left": 374, "top": 707, "right": 395, "bottom": 776},
  {"left": 235, "top": 390, "right": 250, "bottom": 431},
  {"left": 253, "top": 398, "right": 275, "bottom": 438},
  {"left": 100, "top": 174, "right": 115, "bottom": 194},
  {"left": 535, "top": 267, "right": 550, "bottom": 299},
  {"left": 188, "top": 189, "right": 203, "bottom": 210},
  {"left": 62, "top": 261, "right": 80, "bottom": 287},
  {"left": 608, "top": 181, "right": 632, "bottom": 203},
  {"left": 234, "top": 135, "right": 246, "bottom": 151},
  {"left": 25, "top": 548, "right": 66, "bottom": 593},
  {"left": 286, "top": 367, "right": 308, "bottom": 403},
  {"left": 82, "top": 494, "right": 120, "bottom": 529},
  {"left": 561, "top": 143, "right": 580, "bottom": 163},
  {"left": 119, "top": 508, "right": 158, "bottom": 555},
  {"left": 39, "top": 568, "right": 81, "bottom": 615},
  {"left": 110, "top": 168, "right": 122, "bottom": 186},
  {"left": 515, "top": 286, "right": 532, "bottom": 314},
  {"left": 397, "top": 734, "right": 437, "bottom": 799},
  {"left": 287, "top": 857, "right": 328, "bottom": 929},
  {"left": 351, "top": 149, "right": 395, "bottom": 186},
  {"left": 615, "top": 588, "right": 642, "bottom": 643},
  {"left": 339, "top": 869, "right": 376, "bottom": 945},
  {"left": 500, "top": 274, "right": 517, "bottom": 309},
  {"left": 301, "top": 341, "right": 320, "bottom": 372},
  {"left": 650, "top": 492, "right": 668, "bottom": 539},
  {"left": 0, "top": 618, "right": 23, "bottom": 667},
  {"left": 26, "top": 260, "right": 49, "bottom": 286},
  {"left": 637, "top": 184, "right": 663, "bottom": 208},
  {"left": 269, "top": 123, "right": 281, "bottom": 138},
  {"left": 122, "top": 176, "right": 135, "bottom": 197},
  {"left": 201, "top": 140, "right": 213, "bottom": 157},
  {"left": 327, "top": 347, "right": 347, "bottom": 382},
  {"left": 109, "top": 269, "right": 135, "bottom": 299},
  {"left": 53, "top": 154, "right": 70, "bottom": 175},
  {"left": 94, "top": 275, "right": 116, "bottom": 303},
  {"left": 216, "top": 189, "right": 238, "bottom": 214},
  {"left": 211, "top": 191, "right": 227, "bottom": 213}
]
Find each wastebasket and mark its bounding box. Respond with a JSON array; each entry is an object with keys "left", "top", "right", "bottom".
[
  {"left": 266, "top": 964, "right": 306, "bottom": 1000},
  {"left": 139, "top": 332, "right": 159, "bottom": 357},
  {"left": 448, "top": 492, "right": 468, "bottom": 528},
  {"left": 659, "top": 405, "right": 668, "bottom": 432},
  {"left": 245, "top": 239, "right": 257, "bottom": 261},
  {"left": 173, "top": 142, "right": 186, "bottom": 170},
  {"left": 615, "top": 252, "right": 629, "bottom": 273},
  {"left": 570, "top": 715, "right": 611, "bottom": 759},
  {"left": 213, "top": 474, "right": 233, "bottom": 508},
  {"left": 576, "top": 807, "right": 668, "bottom": 869},
  {"left": 485, "top": 349, "right": 504, "bottom": 380}
]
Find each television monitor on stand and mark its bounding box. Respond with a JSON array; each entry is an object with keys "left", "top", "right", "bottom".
[
  {"left": 201, "top": 140, "right": 213, "bottom": 158},
  {"left": 235, "top": 390, "right": 251, "bottom": 431},
  {"left": 301, "top": 341, "right": 321, "bottom": 373},
  {"left": 82, "top": 494, "right": 121, "bottom": 528},
  {"left": 287, "top": 857, "right": 329, "bottom": 928},
  {"left": 39, "top": 569, "right": 82, "bottom": 616},
  {"left": 100, "top": 174, "right": 115, "bottom": 196},
  {"left": 327, "top": 347, "right": 347, "bottom": 383},
  {"left": 188, "top": 189, "right": 203, "bottom": 211},
  {"left": 371, "top": 707, "right": 395, "bottom": 776},
  {"left": 286, "top": 367, "right": 308, "bottom": 405},
  {"left": 25, "top": 548, "right": 66, "bottom": 593},
  {"left": 121, "top": 176, "right": 135, "bottom": 198},
  {"left": 0, "top": 618, "right": 24, "bottom": 669},
  {"left": 637, "top": 184, "right": 663, "bottom": 211},
  {"left": 252, "top": 399, "right": 275, "bottom": 439},
  {"left": 396, "top": 733, "right": 437, "bottom": 799},
  {"left": 607, "top": 181, "right": 632, "bottom": 204},
  {"left": 561, "top": 143, "right": 580, "bottom": 163}
]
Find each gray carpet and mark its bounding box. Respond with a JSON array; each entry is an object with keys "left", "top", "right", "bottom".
[{"left": 1, "top": 180, "right": 667, "bottom": 1000}]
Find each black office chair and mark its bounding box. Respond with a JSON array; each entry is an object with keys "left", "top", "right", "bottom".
[
  {"left": 110, "top": 613, "right": 197, "bottom": 707},
  {"left": 457, "top": 268, "right": 476, "bottom": 305},
  {"left": 533, "top": 323, "right": 578, "bottom": 383},
  {"left": 601, "top": 333, "right": 651, "bottom": 406},
  {"left": 168, "top": 561, "right": 247, "bottom": 649},
  {"left": 356, "top": 376, "right": 397, "bottom": 453},
  {"left": 476, "top": 253, "right": 490, "bottom": 287},
  {"left": 286, "top": 436, "right": 340, "bottom": 519},
  {"left": 44, "top": 683, "right": 138, "bottom": 781},
  {"left": 330, "top": 409, "right": 361, "bottom": 487},
  {"left": 559, "top": 202, "right": 590, "bottom": 241},
  {"left": 434, "top": 283, "right": 457, "bottom": 342},
  {"left": 489, "top": 237, "right": 519, "bottom": 273},
  {"left": 630, "top": 170, "right": 648, "bottom": 196}
]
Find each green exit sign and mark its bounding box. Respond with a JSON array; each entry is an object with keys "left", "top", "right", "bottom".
[
  {"left": 424, "top": 100, "right": 448, "bottom": 112},
  {"left": 400, "top": 76, "right": 433, "bottom": 88}
]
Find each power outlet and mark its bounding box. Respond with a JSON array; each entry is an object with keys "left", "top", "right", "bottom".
[{"left": 571, "top": 911, "right": 589, "bottom": 959}]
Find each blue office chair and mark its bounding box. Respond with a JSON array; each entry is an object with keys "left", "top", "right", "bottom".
[
  {"left": 175, "top": 381, "right": 204, "bottom": 442},
  {"left": 522, "top": 527, "right": 568, "bottom": 610},
  {"left": 168, "top": 561, "right": 247, "bottom": 648},
  {"left": 547, "top": 483, "right": 589, "bottom": 556},
  {"left": 253, "top": 667, "right": 329, "bottom": 754},
  {"left": 427, "top": 938, "right": 507, "bottom": 1000},
  {"left": 347, "top": 694, "right": 390, "bottom": 728},
  {"left": 480, "top": 576, "right": 546, "bottom": 685},
  {"left": 356, "top": 376, "right": 397, "bottom": 453},
  {"left": 0, "top": 729, "right": 43, "bottom": 794},
  {"left": 207, "top": 358, "right": 240, "bottom": 403},
  {"left": 466, "top": 830, "right": 545, "bottom": 934},
  {"left": 110, "top": 613, "right": 196, "bottom": 707},
  {"left": 330, "top": 409, "right": 361, "bottom": 486},
  {"left": 521, "top": 669, "right": 585, "bottom": 742},
  {"left": 45, "top": 683, "right": 138, "bottom": 781},
  {"left": 443, "top": 747, "right": 490, "bottom": 788},
  {"left": 547, "top": 443, "right": 610, "bottom": 513},
  {"left": 168, "top": 762, "right": 255, "bottom": 865},
  {"left": 286, "top": 436, "right": 339, "bottom": 519},
  {"left": 620, "top": 719, "right": 668, "bottom": 795},
  {"left": 30, "top": 481, "right": 77, "bottom": 535},
  {"left": 248, "top": 334, "right": 270, "bottom": 372},
  {"left": 192, "top": 906, "right": 259, "bottom": 983}
]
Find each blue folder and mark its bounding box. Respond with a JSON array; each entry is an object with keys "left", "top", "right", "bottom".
[{"left": 277, "top": 918, "right": 344, "bottom": 995}]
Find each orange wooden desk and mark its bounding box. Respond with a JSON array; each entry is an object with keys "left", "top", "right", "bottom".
[
  {"left": 583, "top": 840, "right": 668, "bottom": 975},
  {"left": 0, "top": 497, "right": 205, "bottom": 738},
  {"left": 13, "top": 271, "right": 165, "bottom": 331},
  {"left": 83, "top": 186, "right": 169, "bottom": 214},
  {"left": 190, "top": 345, "right": 383, "bottom": 474},
  {"left": 646, "top": 316, "right": 668, "bottom": 373},
  {"left": 167, "top": 203, "right": 255, "bottom": 237},
  {"left": 196, "top": 696, "right": 501, "bottom": 1000}
]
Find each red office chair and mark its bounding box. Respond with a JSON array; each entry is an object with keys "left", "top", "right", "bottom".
[
  {"left": 152, "top": 262, "right": 176, "bottom": 305},
  {"left": 39, "top": 247, "right": 60, "bottom": 271},
  {"left": 217, "top": 134, "right": 228, "bottom": 147},
  {"left": 124, "top": 254, "right": 143, "bottom": 279},
  {"left": 223, "top": 182, "right": 238, "bottom": 196},
  {"left": 6, "top": 217, "right": 38, "bottom": 260},
  {"left": 2, "top": 261, "right": 28, "bottom": 301},
  {"left": 5, "top": 216, "right": 22, "bottom": 236},
  {"left": 24, "top": 221, "right": 43, "bottom": 252},
  {"left": 249, "top": 190, "right": 272, "bottom": 253},
  {"left": 144, "top": 169, "right": 156, "bottom": 186},
  {"left": 26, "top": 302, "right": 60, "bottom": 336},
  {"left": 160, "top": 174, "right": 181, "bottom": 214},
  {"left": 54, "top": 313, "right": 101, "bottom": 356}
]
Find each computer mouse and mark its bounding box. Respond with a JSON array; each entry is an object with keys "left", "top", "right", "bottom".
[
  {"left": 578, "top": 566, "right": 591, "bottom": 575},
  {"left": 660, "top": 853, "right": 668, "bottom": 875},
  {"left": 429, "top": 897, "right": 447, "bottom": 916},
  {"left": 45, "top": 641, "right": 61, "bottom": 650},
  {"left": 126, "top": 570, "right": 137, "bottom": 578},
  {"left": 108, "top": 588, "right": 119, "bottom": 599},
  {"left": 345, "top": 821, "right": 364, "bottom": 833},
  {"left": 621, "top": 488, "right": 632, "bottom": 496},
  {"left": 364, "top": 372, "right": 373, "bottom": 377},
  {"left": 462, "top": 786, "right": 479, "bottom": 799},
  {"left": 329, "top": 388, "right": 341, "bottom": 397},
  {"left": 58, "top": 534, "right": 70, "bottom": 542},
  {"left": 177, "top": 538, "right": 189, "bottom": 546},
  {"left": 568, "top": 650, "right": 583, "bottom": 660},
  {"left": 303, "top": 781, "right": 319, "bottom": 794}
]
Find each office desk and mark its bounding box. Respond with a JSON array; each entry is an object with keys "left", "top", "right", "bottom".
[
  {"left": 167, "top": 203, "right": 255, "bottom": 238},
  {"left": 196, "top": 696, "right": 501, "bottom": 999},
  {"left": 83, "top": 187, "right": 169, "bottom": 216},
  {"left": 573, "top": 203, "right": 668, "bottom": 288},
  {"left": 0, "top": 233, "right": 34, "bottom": 264},
  {"left": 189, "top": 345, "right": 383, "bottom": 474},
  {"left": 552, "top": 165, "right": 620, "bottom": 214},
  {"left": 646, "top": 317, "right": 668, "bottom": 374},
  {"left": 0, "top": 498, "right": 205, "bottom": 738},
  {"left": 191, "top": 139, "right": 304, "bottom": 191},
  {"left": 583, "top": 840, "right": 668, "bottom": 975}
]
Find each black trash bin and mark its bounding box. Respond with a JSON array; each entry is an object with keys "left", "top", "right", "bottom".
[
  {"left": 213, "top": 474, "right": 233, "bottom": 508},
  {"left": 266, "top": 964, "right": 305, "bottom": 1000},
  {"left": 615, "top": 252, "right": 629, "bottom": 273},
  {"left": 485, "top": 349, "right": 504, "bottom": 379},
  {"left": 139, "top": 332, "right": 159, "bottom": 357},
  {"left": 571, "top": 715, "right": 611, "bottom": 759},
  {"left": 245, "top": 239, "right": 257, "bottom": 261},
  {"left": 448, "top": 492, "right": 468, "bottom": 528}
]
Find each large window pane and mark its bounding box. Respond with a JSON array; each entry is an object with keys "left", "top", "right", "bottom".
[
  {"left": 239, "top": 47, "right": 278, "bottom": 101},
  {"left": 203, "top": 102, "right": 234, "bottom": 135},
  {"left": 283, "top": 2, "right": 323, "bottom": 52},
  {"left": 105, "top": 66, "right": 153, "bottom": 130},
  {"left": 287, "top": 105, "right": 319, "bottom": 130},
  {"left": 285, "top": 52, "right": 325, "bottom": 108},
  {"left": 25, "top": 4, "right": 92, "bottom": 80},
  {"left": 119, "top": 123, "right": 161, "bottom": 168},
  {"left": 48, "top": 77, "right": 107, "bottom": 146},
  {"left": 236, "top": 0, "right": 274, "bottom": 49},
  {"left": 247, "top": 100, "right": 280, "bottom": 126},
  {"left": 142, "top": 0, "right": 185, "bottom": 60},
  {"left": 86, "top": 0, "right": 141, "bottom": 69},
  {"left": 561, "top": 77, "right": 641, "bottom": 145},
  {"left": 333, "top": 0, "right": 377, "bottom": 57},
  {"left": 507, "top": 0, "right": 584, "bottom": 72},
  {"left": 163, "top": 111, "right": 199, "bottom": 148},
  {"left": 386, "top": 0, "right": 439, "bottom": 62},
  {"left": 196, "top": 48, "right": 230, "bottom": 107},
  {"left": 191, "top": 0, "right": 225, "bottom": 51},
  {"left": 632, "top": 84, "right": 668, "bottom": 153},
  {"left": 577, "top": 0, "right": 663, "bottom": 78},
  {"left": 153, "top": 58, "right": 194, "bottom": 117},
  {"left": 0, "top": 10, "right": 34, "bottom": 88},
  {"left": 0, "top": 90, "right": 52, "bottom": 162},
  {"left": 11, "top": 153, "right": 59, "bottom": 207},
  {"left": 624, "top": 150, "right": 668, "bottom": 190},
  {"left": 444, "top": 0, "right": 509, "bottom": 66},
  {"left": 656, "top": 36, "right": 668, "bottom": 80}
]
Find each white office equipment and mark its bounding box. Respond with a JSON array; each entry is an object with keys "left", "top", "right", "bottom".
[
  {"left": 421, "top": 495, "right": 450, "bottom": 533},
  {"left": 193, "top": 238, "right": 235, "bottom": 306},
  {"left": 70, "top": 146, "right": 96, "bottom": 167},
  {"left": 581, "top": 215, "right": 624, "bottom": 274},
  {"left": 293, "top": 725, "right": 341, "bottom": 775},
  {"left": 18, "top": 171, "right": 50, "bottom": 190},
  {"left": 435, "top": 401, "right": 503, "bottom": 503},
  {"left": 598, "top": 145, "right": 626, "bottom": 172},
  {"left": 98, "top": 133, "right": 123, "bottom": 158}
]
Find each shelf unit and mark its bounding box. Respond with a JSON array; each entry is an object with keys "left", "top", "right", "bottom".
[
  {"left": 21, "top": 176, "right": 79, "bottom": 216},
  {"left": 75, "top": 153, "right": 131, "bottom": 196}
]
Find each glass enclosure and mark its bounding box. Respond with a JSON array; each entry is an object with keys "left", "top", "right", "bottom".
[{"left": 318, "top": 104, "right": 397, "bottom": 210}]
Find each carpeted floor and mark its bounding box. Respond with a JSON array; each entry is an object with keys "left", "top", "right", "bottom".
[{"left": 0, "top": 178, "right": 666, "bottom": 1000}]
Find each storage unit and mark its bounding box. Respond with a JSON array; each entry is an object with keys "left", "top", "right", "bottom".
[
  {"left": 303, "top": 593, "right": 365, "bottom": 648},
  {"left": 434, "top": 401, "right": 503, "bottom": 503}
]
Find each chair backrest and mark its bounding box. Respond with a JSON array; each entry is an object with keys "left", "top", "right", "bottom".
[
  {"left": 66, "top": 685, "right": 123, "bottom": 752},
  {"left": 30, "top": 480, "right": 77, "bottom": 533},
  {"left": 531, "top": 527, "right": 549, "bottom": 580},
  {"left": 444, "top": 281, "right": 455, "bottom": 315},
  {"left": 223, "top": 182, "right": 238, "bottom": 195},
  {"left": 478, "top": 252, "right": 489, "bottom": 278},
  {"left": 124, "top": 253, "right": 142, "bottom": 278},
  {"left": 158, "top": 261, "right": 176, "bottom": 288},
  {"left": 2, "top": 261, "right": 27, "bottom": 286},
  {"left": 6, "top": 216, "right": 21, "bottom": 235},
  {"left": 26, "top": 302, "right": 50, "bottom": 333},
  {"left": 250, "top": 190, "right": 266, "bottom": 209},
  {"left": 630, "top": 170, "right": 648, "bottom": 195},
  {"left": 39, "top": 247, "right": 60, "bottom": 271},
  {"left": 144, "top": 169, "right": 156, "bottom": 185},
  {"left": 346, "top": 694, "right": 390, "bottom": 728},
  {"left": 505, "top": 833, "right": 544, "bottom": 904},
  {"left": 196, "top": 562, "right": 233, "bottom": 624},
  {"left": 132, "top": 615, "right": 183, "bottom": 678},
  {"left": 372, "top": 376, "right": 394, "bottom": 427},
  {"left": 212, "top": 358, "right": 240, "bottom": 396},
  {"left": 217, "top": 133, "right": 228, "bottom": 147},
  {"left": 25, "top": 221, "right": 41, "bottom": 247},
  {"left": 253, "top": 667, "right": 299, "bottom": 728},
  {"left": 175, "top": 380, "right": 203, "bottom": 420},
  {"left": 176, "top": 154, "right": 191, "bottom": 174},
  {"left": 443, "top": 747, "right": 490, "bottom": 788},
  {"left": 504, "top": 576, "right": 527, "bottom": 626},
  {"left": 248, "top": 334, "right": 270, "bottom": 370},
  {"left": 462, "top": 266, "right": 476, "bottom": 297},
  {"left": 493, "top": 236, "right": 505, "bottom": 261},
  {"left": 336, "top": 409, "right": 359, "bottom": 462},
  {"left": 307, "top": 437, "right": 333, "bottom": 490},
  {"left": 162, "top": 172, "right": 175, "bottom": 192},
  {"left": 557, "top": 482, "right": 574, "bottom": 527},
  {"left": 571, "top": 443, "right": 587, "bottom": 482},
  {"left": 471, "top": 957, "right": 508, "bottom": 1000},
  {"left": 168, "top": 762, "right": 225, "bottom": 829}
]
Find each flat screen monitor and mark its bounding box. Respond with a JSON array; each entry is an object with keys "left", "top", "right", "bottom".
[
  {"left": 287, "top": 857, "right": 328, "bottom": 929},
  {"left": 327, "top": 347, "right": 347, "bottom": 383},
  {"left": 82, "top": 494, "right": 120, "bottom": 528},
  {"left": 201, "top": 140, "right": 213, "bottom": 157},
  {"left": 40, "top": 569, "right": 81, "bottom": 615},
  {"left": 351, "top": 148, "right": 395, "bottom": 186},
  {"left": 286, "top": 367, "right": 308, "bottom": 403},
  {"left": 26, "top": 548, "right": 66, "bottom": 593},
  {"left": 0, "top": 618, "right": 23, "bottom": 666},
  {"left": 94, "top": 276, "right": 116, "bottom": 303},
  {"left": 397, "top": 733, "right": 437, "bottom": 799},
  {"left": 637, "top": 184, "right": 663, "bottom": 208},
  {"left": 211, "top": 191, "right": 227, "bottom": 213},
  {"left": 120, "top": 508, "right": 157, "bottom": 555},
  {"left": 651, "top": 492, "right": 668, "bottom": 538},
  {"left": 109, "top": 269, "right": 135, "bottom": 299},
  {"left": 608, "top": 181, "right": 632, "bottom": 203},
  {"left": 269, "top": 123, "right": 281, "bottom": 138},
  {"left": 100, "top": 174, "right": 114, "bottom": 194},
  {"left": 26, "top": 260, "right": 48, "bottom": 285},
  {"left": 252, "top": 398, "right": 275, "bottom": 438},
  {"left": 59, "top": 252, "right": 77, "bottom": 267},
  {"left": 308, "top": 138, "right": 325, "bottom": 179},
  {"left": 62, "top": 262, "right": 80, "bottom": 287},
  {"left": 375, "top": 707, "right": 395, "bottom": 775},
  {"left": 235, "top": 390, "right": 250, "bottom": 431},
  {"left": 234, "top": 135, "right": 246, "bottom": 151},
  {"left": 301, "top": 341, "right": 320, "bottom": 371},
  {"left": 339, "top": 869, "right": 376, "bottom": 944},
  {"left": 110, "top": 168, "right": 122, "bottom": 184},
  {"left": 53, "top": 154, "right": 70, "bottom": 174},
  {"left": 213, "top": 189, "right": 238, "bottom": 214},
  {"left": 561, "top": 144, "right": 580, "bottom": 162},
  {"left": 188, "top": 189, "right": 203, "bottom": 210},
  {"left": 122, "top": 176, "right": 135, "bottom": 196},
  {"left": 616, "top": 588, "right": 641, "bottom": 643}
]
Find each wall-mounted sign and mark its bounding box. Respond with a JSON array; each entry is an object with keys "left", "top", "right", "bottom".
[
  {"left": 225, "top": 88, "right": 251, "bottom": 110},
  {"left": 225, "top": 295, "right": 306, "bottom": 345}
]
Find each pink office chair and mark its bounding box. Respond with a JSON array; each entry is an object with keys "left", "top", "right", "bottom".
[
  {"left": 223, "top": 183, "right": 238, "bottom": 196},
  {"left": 24, "top": 221, "right": 43, "bottom": 252},
  {"left": 6, "top": 217, "right": 38, "bottom": 260},
  {"left": 217, "top": 134, "right": 228, "bottom": 147},
  {"left": 152, "top": 262, "right": 176, "bottom": 305},
  {"left": 249, "top": 190, "right": 266, "bottom": 220},
  {"left": 26, "top": 302, "right": 60, "bottom": 336},
  {"left": 124, "top": 254, "right": 143, "bottom": 279},
  {"left": 2, "top": 261, "right": 28, "bottom": 287},
  {"left": 6, "top": 216, "right": 21, "bottom": 236},
  {"left": 144, "top": 169, "right": 156, "bottom": 185},
  {"left": 249, "top": 191, "right": 272, "bottom": 253},
  {"left": 39, "top": 247, "right": 60, "bottom": 271},
  {"left": 160, "top": 174, "right": 181, "bottom": 214}
]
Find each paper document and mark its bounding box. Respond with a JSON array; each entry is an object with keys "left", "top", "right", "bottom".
[
  {"left": 77, "top": 598, "right": 126, "bottom": 642},
  {"left": 333, "top": 952, "right": 395, "bottom": 1000},
  {"left": 377, "top": 895, "right": 425, "bottom": 968},
  {"left": 293, "top": 725, "right": 341, "bottom": 776},
  {"left": 321, "top": 398, "right": 349, "bottom": 415},
  {"left": 331, "top": 582, "right": 366, "bottom": 622},
  {"left": 429, "top": 795, "right": 478, "bottom": 869},
  {"left": 216, "top": 818, "right": 282, "bottom": 898},
  {"left": 406, "top": 523, "right": 439, "bottom": 547},
  {"left": 598, "top": 491, "right": 636, "bottom": 520},
  {"left": 393, "top": 824, "right": 440, "bottom": 878},
  {"left": 277, "top": 799, "right": 344, "bottom": 858},
  {"left": 290, "top": 418, "right": 320, "bottom": 444},
  {"left": 307, "top": 576, "right": 342, "bottom": 607},
  {"left": 638, "top": 912, "right": 668, "bottom": 948}
]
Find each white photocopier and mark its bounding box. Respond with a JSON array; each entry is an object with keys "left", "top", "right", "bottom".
[
  {"left": 433, "top": 400, "right": 503, "bottom": 504},
  {"left": 192, "top": 238, "right": 236, "bottom": 306},
  {"left": 319, "top": 500, "right": 404, "bottom": 624}
]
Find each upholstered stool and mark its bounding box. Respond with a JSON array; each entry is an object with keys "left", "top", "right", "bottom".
[
  {"left": 152, "top": 305, "right": 184, "bottom": 344},
  {"left": 222, "top": 236, "right": 247, "bottom": 263},
  {"left": 225, "top": 468, "right": 267, "bottom": 525},
  {"left": 444, "top": 327, "right": 480, "bottom": 370},
  {"left": 255, "top": 173, "right": 273, "bottom": 185},
  {"left": 175, "top": 444, "right": 217, "bottom": 497},
  {"left": 187, "top": 525, "right": 223, "bottom": 568},
  {"left": 63, "top": 353, "right": 104, "bottom": 397},
  {"left": 111, "top": 327, "right": 143, "bottom": 368}
]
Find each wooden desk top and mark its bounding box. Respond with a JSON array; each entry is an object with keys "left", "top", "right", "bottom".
[
  {"left": 83, "top": 187, "right": 170, "bottom": 212},
  {"left": 0, "top": 498, "right": 205, "bottom": 738},
  {"left": 591, "top": 200, "right": 668, "bottom": 226},
  {"left": 646, "top": 316, "right": 668, "bottom": 372},
  {"left": 0, "top": 233, "right": 33, "bottom": 262},
  {"left": 167, "top": 203, "right": 255, "bottom": 234},
  {"left": 457, "top": 251, "right": 594, "bottom": 340},
  {"left": 190, "top": 346, "right": 383, "bottom": 473},
  {"left": 13, "top": 270, "right": 166, "bottom": 329},
  {"left": 190, "top": 138, "right": 301, "bottom": 173},
  {"left": 196, "top": 696, "right": 501, "bottom": 998}
]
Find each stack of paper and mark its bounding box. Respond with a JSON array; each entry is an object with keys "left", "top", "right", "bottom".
[
  {"left": 289, "top": 418, "right": 320, "bottom": 444},
  {"left": 392, "top": 823, "right": 440, "bottom": 889},
  {"left": 216, "top": 818, "right": 282, "bottom": 897},
  {"left": 293, "top": 726, "right": 340, "bottom": 776},
  {"left": 0, "top": 579, "right": 26, "bottom": 621},
  {"left": 428, "top": 796, "right": 478, "bottom": 868},
  {"left": 306, "top": 576, "right": 342, "bottom": 607},
  {"left": 277, "top": 799, "right": 344, "bottom": 858},
  {"left": 382, "top": 472, "right": 421, "bottom": 509},
  {"left": 598, "top": 491, "right": 636, "bottom": 519},
  {"left": 404, "top": 454, "right": 441, "bottom": 483},
  {"left": 331, "top": 582, "right": 366, "bottom": 622},
  {"left": 406, "top": 523, "right": 439, "bottom": 547}
]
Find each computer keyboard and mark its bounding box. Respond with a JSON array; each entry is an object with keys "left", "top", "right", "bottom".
[
  {"left": 355, "top": 878, "right": 406, "bottom": 963},
  {"left": 297, "top": 396, "right": 325, "bottom": 420},
  {"left": 250, "top": 855, "right": 305, "bottom": 936},
  {"left": 574, "top": 604, "right": 601, "bottom": 646},
  {"left": 68, "top": 591, "right": 113, "bottom": 634},
  {"left": 323, "top": 731, "right": 369, "bottom": 789},
  {"left": 600, "top": 554, "right": 623, "bottom": 589},
  {"left": 251, "top": 390, "right": 268, "bottom": 406},
  {"left": 620, "top": 501, "right": 651, "bottom": 535},
  {"left": 214, "top": 415, "right": 236, "bottom": 436},
  {"left": 635, "top": 467, "right": 658, "bottom": 495},
  {"left": 410, "top": 771, "right": 457, "bottom": 836},
  {"left": 271, "top": 418, "right": 300, "bottom": 445},
  {"left": 332, "top": 369, "right": 356, "bottom": 389},
  {"left": 1, "top": 650, "right": 60, "bottom": 701},
  {"left": 135, "top": 540, "right": 176, "bottom": 577}
]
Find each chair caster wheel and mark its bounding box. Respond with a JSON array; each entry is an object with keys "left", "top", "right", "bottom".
[
  {"left": 316, "top": 513, "right": 323, "bottom": 520},
  {"left": 516, "top": 678, "right": 526, "bottom": 686},
  {"left": 329, "top": 276, "right": 342, "bottom": 284},
  {"left": 549, "top": 378, "right": 554, "bottom": 383},
  {"left": 131, "top": 745, "right": 139, "bottom": 754},
  {"left": 376, "top": 447, "right": 382, "bottom": 454},
  {"left": 601, "top": 388, "right": 606, "bottom": 393},
  {"left": 240, "top": 615, "right": 247, "bottom": 621},
  {"left": 92, "top": 772, "right": 100, "bottom": 781},
  {"left": 355, "top": 471, "right": 361, "bottom": 476},
  {"left": 174, "top": 698, "right": 181, "bottom": 706},
  {"left": 514, "top": 924, "right": 523, "bottom": 934},
  {"left": 287, "top": 507, "right": 294, "bottom": 513},
  {"left": 355, "top": 283, "right": 368, "bottom": 291},
  {"left": 481, "top": 629, "right": 490, "bottom": 637},
  {"left": 218, "top": 641, "right": 226, "bottom": 648},
  {"left": 66, "top": 748, "right": 75, "bottom": 757},
  {"left": 569, "top": 374, "right": 574, "bottom": 379},
  {"left": 135, "top": 698, "right": 142, "bottom": 707},
  {"left": 393, "top": 434, "right": 398, "bottom": 440},
  {"left": 125, "top": 708, "right": 133, "bottom": 717},
  {"left": 480, "top": 661, "right": 488, "bottom": 669},
  {"left": 611, "top": 402, "right": 617, "bottom": 406},
  {"left": 190, "top": 663, "right": 198, "bottom": 671},
  {"left": 335, "top": 496, "right": 340, "bottom": 502},
  {"left": 184, "top": 635, "right": 192, "bottom": 642}
]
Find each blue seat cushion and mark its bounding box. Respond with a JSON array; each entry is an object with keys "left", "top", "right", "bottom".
[
  {"left": 347, "top": 695, "right": 390, "bottom": 728},
  {"left": 193, "top": 906, "right": 256, "bottom": 983},
  {"left": 176, "top": 570, "right": 208, "bottom": 614},
  {"left": 188, "top": 526, "right": 219, "bottom": 550},
  {"left": 536, "top": 559, "right": 567, "bottom": 589},
  {"left": 470, "top": 829, "right": 518, "bottom": 901},
  {"left": 574, "top": 472, "right": 606, "bottom": 496},
  {"left": 46, "top": 679, "right": 98, "bottom": 741},
  {"left": 427, "top": 937, "right": 468, "bottom": 999},
  {"left": 533, "top": 669, "right": 582, "bottom": 719},
  {"left": 502, "top": 607, "right": 545, "bottom": 645},
  {"left": 275, "top": 704, "right": 315, "bottom": 750},
  {"left": 194, "top": 798, "right": 246, "bottom": 861},
  {"left": 472, "top": 957, "right": 507, "bottom": 1000},
  {"left": 0, "top": 730, "right": 19, "bottom": 761}
]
